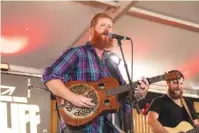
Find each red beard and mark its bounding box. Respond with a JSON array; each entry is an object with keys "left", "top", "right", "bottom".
[
  {"left": 168, "top": 88, "right": 183, "bottom": 99},
  {"left": 90, "top": 29, "right": 113, "bottom": 50}
]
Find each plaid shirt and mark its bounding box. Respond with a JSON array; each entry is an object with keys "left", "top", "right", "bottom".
[
  {"left": 42, "top": 41, "right": 147, "bottom": 133},
  {"left": 42, "top": 41, "right": 126, "bottom": 133}
]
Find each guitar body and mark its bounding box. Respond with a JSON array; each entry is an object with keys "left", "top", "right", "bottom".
[
  {"left": 56, "top": 77, "right": 120, "bottom": 126},
  {"left": 164, "top": 121, "right": 193, "bottom": 133},
  {"left": 55, "top": 71, "right": 178, "bottom": 127}
]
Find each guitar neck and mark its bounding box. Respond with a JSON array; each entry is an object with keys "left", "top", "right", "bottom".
[{"left": 106, "top": 74, "right": 165, "bottom": 96}]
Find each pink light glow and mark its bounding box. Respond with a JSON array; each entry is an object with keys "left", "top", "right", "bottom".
[
  {"left": 178, "top": 56, "right": 199, "bottom": 79},
  {"left": 1, "top": 36, "right": 28, "bottom": 54}
]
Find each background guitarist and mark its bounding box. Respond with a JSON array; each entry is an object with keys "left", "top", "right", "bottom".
[
  {"left": 147, "top": 70, "right": 199, "bottom": 133},
  {"left": 41, "top": 12, "right": 150, "bottom": 133}
]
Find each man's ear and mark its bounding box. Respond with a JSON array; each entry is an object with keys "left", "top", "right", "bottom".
[
  {"left": 166, "top": 80, "right": 169, "bottom": 85},
  {"left": 89, "top": 27, "right": 94, "bottom": 34},
  {"left": 166, "top": 80, "right": 171, "bottom": 86}
]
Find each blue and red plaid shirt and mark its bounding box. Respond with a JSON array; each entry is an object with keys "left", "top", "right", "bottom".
[{"left": 42, "top": 41, "right": 126, "bottom": 133}]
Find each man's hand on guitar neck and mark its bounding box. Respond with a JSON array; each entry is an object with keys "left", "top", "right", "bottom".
[{"left": 137, "top": 77, "right": 150, "bottom": 97}]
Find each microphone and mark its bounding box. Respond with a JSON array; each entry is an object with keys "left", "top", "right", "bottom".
[{"left": 103, "top": 32, "right": 131, "bottom": 40}]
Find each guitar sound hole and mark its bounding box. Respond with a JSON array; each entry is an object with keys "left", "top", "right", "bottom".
[
  {"left": 98, "top": 83, "right": 105, "bottom": 89},
  {"left": 104, "top": 99, "right": 110, "bottom": 105}
]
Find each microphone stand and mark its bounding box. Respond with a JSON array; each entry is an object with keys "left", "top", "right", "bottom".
[{"left": 116, "top": 39, "right": 140, "bottom": 133}]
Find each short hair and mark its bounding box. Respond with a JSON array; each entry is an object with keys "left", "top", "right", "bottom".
[
  {"left": 90, "top": 12, "right": 113, "bottom": 28},
  {"left": 166, "top": 70, "right": 184, "bottom": 82}
]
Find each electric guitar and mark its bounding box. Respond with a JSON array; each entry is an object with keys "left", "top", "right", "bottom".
[
  {"left": 56, "top": 71, "right": 180, "bottom": 126},
  {"left": 164, "top": 121, "right": 199, "bottom": 133}
]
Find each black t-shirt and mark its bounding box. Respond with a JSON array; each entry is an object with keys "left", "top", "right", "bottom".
[{"left": 148, "top": 94, "right": 198, "bottom": 127}]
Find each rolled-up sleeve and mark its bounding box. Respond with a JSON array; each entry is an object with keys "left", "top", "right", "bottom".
[{"left": 41, "top": 47, "right": 78, "bottom": 84}]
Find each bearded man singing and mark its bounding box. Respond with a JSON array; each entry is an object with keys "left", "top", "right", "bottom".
[{"left": 42, "top": 13, "right": 150, "bottom": 133}]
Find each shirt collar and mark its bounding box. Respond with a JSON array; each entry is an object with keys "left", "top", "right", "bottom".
[
  {"left": 85, "top": 41, "right": 111, "bottom": 59},
  {"left": 85, "top": 41, "right": 95, "bottom": 51}
]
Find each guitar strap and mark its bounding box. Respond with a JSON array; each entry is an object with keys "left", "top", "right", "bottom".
[{"left": 181, "top": 98, "right": 196, "bottom": 128}]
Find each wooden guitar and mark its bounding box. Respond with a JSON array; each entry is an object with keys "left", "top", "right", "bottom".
[
  {"left": 164, "top": 121, "right": 199, "bottom": 133},
  {"left": 56, "top": 71, "right": 179, "bottom": 126}
]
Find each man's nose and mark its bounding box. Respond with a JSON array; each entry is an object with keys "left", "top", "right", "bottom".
[
  {"left": 178, "top": 84, "right": 183, "bottom": 88},
  {"left": 103, "top": 29, "right": 109, "bottom": 34},
  {"left": 104, "top": 27, "right": 109, "bottom": 31}
]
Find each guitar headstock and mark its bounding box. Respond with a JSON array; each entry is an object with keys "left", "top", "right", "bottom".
[
  {"left": 142, "top": 70, "right": 184, "bottom": 85},
  {"left": 163, "top": 70, "right": 184, "bottom": 81}
]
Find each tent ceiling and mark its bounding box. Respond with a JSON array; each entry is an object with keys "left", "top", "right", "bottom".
[
  {"left": 2, "top": 1, "right": 199, "bottom": 92},
  {"left": 134, "top": 1, "right": 199, "bottom": 24}
]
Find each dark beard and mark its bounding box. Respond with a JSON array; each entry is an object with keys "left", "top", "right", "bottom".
[
  {"left": 168, "top": 88, "right": 183, "bottom": 99},
  {"left": 90, "top": 29, "right": 113, "bottom": 50}
]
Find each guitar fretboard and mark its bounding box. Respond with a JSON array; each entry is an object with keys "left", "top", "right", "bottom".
[{"left": 106, "top": 74, "right": 165, "bottom": 96}]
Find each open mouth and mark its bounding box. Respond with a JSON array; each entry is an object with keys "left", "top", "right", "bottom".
[{"left": 174, "top": 90, "right": 180, "bottom": 95}]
